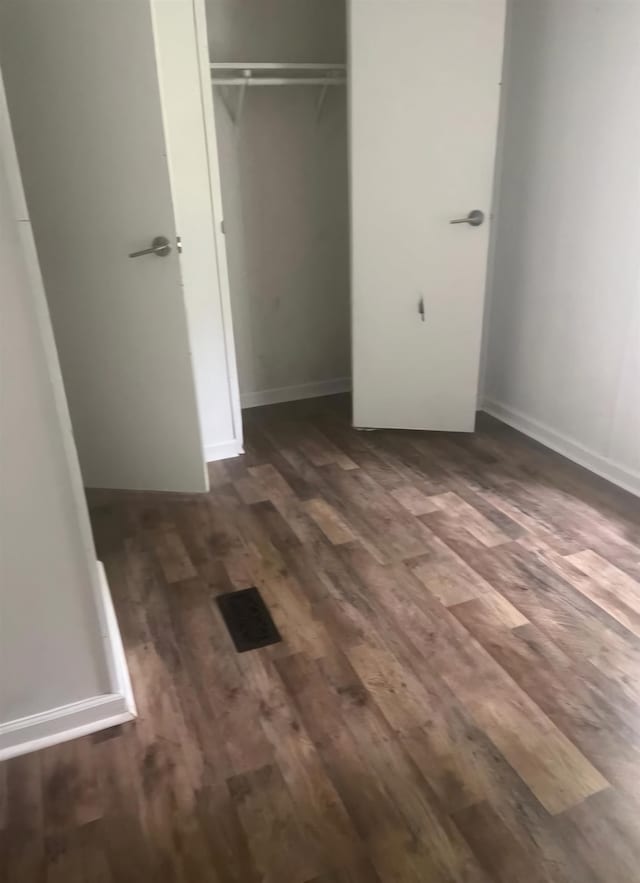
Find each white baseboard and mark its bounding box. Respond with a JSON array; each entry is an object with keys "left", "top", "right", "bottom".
[
  {"left": 0, "top": 694, "right": 135, "bottom": 761},
  {"left": 241, "top": 377, "right": 352, "bottom": 410},
  {"left": 482, "top": 398, "right": 640, "bottom": 499},
  {"left": 205, "top": 439, "right": 244, "bottom": 463},
  {"left": 97, "top": 561, "right": 137, "bottom": 715},
  {"left": 0, "top": 563, "right": 136, "bottom": 761}
]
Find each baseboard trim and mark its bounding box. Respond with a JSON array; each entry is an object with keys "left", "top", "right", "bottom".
[
  {"left": 0, "top": 563, "right": 136, "bottom": 762},
  {"left": 482, "top": 398, "right": 640, "bottom": 499},
  {"left": 97, "top": 561, "right": 137, "bottom": 714},
  {"left": 0, "top": 694, "right": 134, "bottom": 761},
  {"left": 205, "top": 439, "right": 244, "bottom": 463},
  {"left": 241, "top": 377, "right": 352, "bottom": 410}
]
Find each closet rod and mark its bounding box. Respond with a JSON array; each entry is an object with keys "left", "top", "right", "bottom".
[
  {"left": 210, "top": 62, "right": 346, "bottom": 71},
  {"left": 211, "top": 78, "right": 346, "bottom": 86}
]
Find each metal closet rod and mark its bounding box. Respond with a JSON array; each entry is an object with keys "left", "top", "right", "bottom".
[
  {"left": 210, "top": 62, "right": 346, "bottom": 86},
  {"left": 209, "top": 62, "right": 346, "bottom": 70},
  {"left": 211, "top": 78, "right": 346, "bottom": 85}
]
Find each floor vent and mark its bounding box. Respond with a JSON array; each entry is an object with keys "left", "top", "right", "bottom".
[{"left": 215, "top": 586, "right": 282, "bottom": 653}]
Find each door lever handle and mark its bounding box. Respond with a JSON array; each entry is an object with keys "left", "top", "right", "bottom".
[
  {"left": 450, "top": 210, "right": 485, "bottom": 227},
  {"left": 129, "top": 235, "right": 171, "bottom": 258}
]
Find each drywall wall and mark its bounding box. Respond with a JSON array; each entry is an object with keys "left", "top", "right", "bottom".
[
  {"left": 0, "top": 75, "right": 119, "bottom": 737},
  {"left": 484, "top": 0, "right": 640, "bottom": 495},
  {"left": 206, "top": 0, "right": 351, "bottom": 406}
]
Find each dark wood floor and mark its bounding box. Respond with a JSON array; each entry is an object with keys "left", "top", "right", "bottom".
[{"left": 4, "top": 395, "right": 640, "bottom": 882}]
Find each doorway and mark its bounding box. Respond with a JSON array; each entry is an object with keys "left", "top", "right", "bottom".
[{"left": 206, "top": 0, "right": 351, "bottom": 412}]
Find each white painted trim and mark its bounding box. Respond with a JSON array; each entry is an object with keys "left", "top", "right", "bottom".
[
  {"left": 482, "top": 398, "right": 640, "bottom": 498},
  {"left": 0, "top": 563, "right": 137, "bottom": 761},
  {"left": 205, "top": 439, "right": 244, "bottom": 462},
  {"left": 2, "top": 69, "right": 113, "bottom": 703},
  {"left": 241, "top": 377, "right": 352, "bottom": 410},
  {"left": 0, "top": 74, "right": 28, "bottom": 220},
  {"left": 96, "top": 561, "right": 137, "bottom": 715},
  {"left": 0, "top": 694, "right": 135, "bottom": 762},
  {"left": 192, "top": 0, "right": 244, "bottom": 452},
  {"left": 477, "top": 0, "right": 514, "bottom": 408},
  {"left": 1, "top": 72, "right": 137, "bottom": 761}
]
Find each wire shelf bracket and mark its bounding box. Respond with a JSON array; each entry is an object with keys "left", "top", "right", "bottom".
[{"left": 210, "top": 63, "right": 347, "bottom": 124}]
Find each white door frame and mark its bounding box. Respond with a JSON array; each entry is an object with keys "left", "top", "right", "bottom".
[
  {"left": 154, "top": 0, "right": 243, "bottom": 462},
  {"left": 192, "top": 0, "right": 243, "bottom": 455},
  {"left": 0, "top": 68, "right": 135, "bottom": 760}
]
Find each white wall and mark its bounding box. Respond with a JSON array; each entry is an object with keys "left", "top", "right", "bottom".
[
  {"left": 206, "top": 0, "right": 351, "bottom": 406},
  {"left": 0, "top": 73, "right": 134, "bottom": 758},
  {"left": 484, "top": 0, "right": 640, "bottom": 495}
]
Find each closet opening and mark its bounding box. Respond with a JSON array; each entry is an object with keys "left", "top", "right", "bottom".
[{"left": 203, "top": 1, "right": 351, "bottom": 419}]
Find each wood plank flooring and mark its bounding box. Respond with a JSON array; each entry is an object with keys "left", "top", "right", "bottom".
[{"left": 4, "top": 394, "right": 640, "bottom": 881}]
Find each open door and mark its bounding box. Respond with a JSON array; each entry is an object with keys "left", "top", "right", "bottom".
[
  {"left": 0, "top": 0, "right": 225, "bottom": 492},
  {"left": 350, "top": 0, "right": 506, "bottom": 432}
]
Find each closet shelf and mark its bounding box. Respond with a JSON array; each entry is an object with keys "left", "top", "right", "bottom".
[{"left": 210, "top": 63, "right": 347, "bottom": 123}]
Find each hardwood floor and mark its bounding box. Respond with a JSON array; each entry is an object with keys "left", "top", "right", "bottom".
[{"left": 4, "top": 394, "right": 640, "bottom": 881}]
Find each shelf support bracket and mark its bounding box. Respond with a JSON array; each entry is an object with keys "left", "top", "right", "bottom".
[
  {"left": 234, "top": 70, "right": 251, "bottom": 125},
  {"left": 216, "top": 86, "right": 237, "bottom": 122},
  {"left": 316, "top": 80, "right": 330, "bottom": 122}
]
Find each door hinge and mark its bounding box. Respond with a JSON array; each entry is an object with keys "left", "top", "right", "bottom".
[
  {"left": 176, "top": 235, "right": 182, "bottom": 254},
  {"left": 221, "top": 219, "right": 226, "bottom": 235}
]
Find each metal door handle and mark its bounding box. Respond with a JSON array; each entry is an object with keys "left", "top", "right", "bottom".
[
  {"left": 450, "top": 210, "right": 485, "bottom": 227},
  {"left": 128, "top": 235, "right": 171, "bottom": 258}
]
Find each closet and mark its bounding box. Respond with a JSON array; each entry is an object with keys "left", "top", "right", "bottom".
[
  {"left": 204, "top": 0, "right": 506, "bottom": 437},
  {"left": 204, "top": 0, "right": 351, "bottom": 411}
]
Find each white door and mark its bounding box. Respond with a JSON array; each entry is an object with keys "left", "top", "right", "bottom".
[
  {"left": 0, "top": 0, "right": 232, "bottom": 492},
  {"left": 350, "top": 0, "right": 506, "bottom": 431}
]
